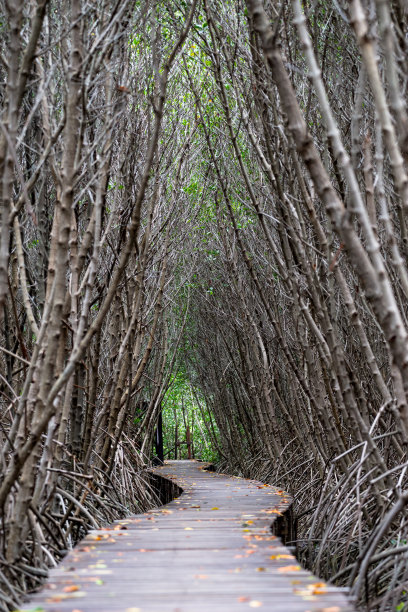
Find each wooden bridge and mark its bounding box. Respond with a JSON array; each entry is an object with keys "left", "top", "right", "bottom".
[{"left": 22, "top": 461, "right": 353, "bottom": 612}]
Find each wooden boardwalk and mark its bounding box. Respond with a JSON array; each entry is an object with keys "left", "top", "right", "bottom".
[{"left": 22, "top": 460, "right": 353, "bottom": 612}]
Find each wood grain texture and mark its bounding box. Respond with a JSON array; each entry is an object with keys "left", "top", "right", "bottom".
[{"left": 22, "top": 460, "right": 354, "bottom": 612}]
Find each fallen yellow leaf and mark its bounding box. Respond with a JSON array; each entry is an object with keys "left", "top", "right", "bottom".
[
  {"left": 249, "top": 601, "right": 263, "bottom": 608},
  {"left": 46, "top": 591, "right": 86, "bottom": 602},
  {"left": 63, "top": 585, "right": 79, "bottom": 593},
  {"left": 278, "top": 565, "right": 301, "bottom": 572}
]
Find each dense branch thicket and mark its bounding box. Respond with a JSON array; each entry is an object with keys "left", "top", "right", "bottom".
[
  {"left": 1, "top": 0, "right": 408, "bottom": 610},
  {"left": 178, "top": 1, "right": 408, "bottom": 609},
  {"left": 0, "top": 0, "right": 198, "bottom": 607}
]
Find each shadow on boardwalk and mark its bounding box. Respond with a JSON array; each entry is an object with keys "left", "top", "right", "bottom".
[{"left": 23, "top": 460, "right": 354, "bottom": 612}]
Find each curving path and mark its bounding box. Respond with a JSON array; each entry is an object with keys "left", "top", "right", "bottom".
[{"left": 22, "top": 460, "right": 354, "bottom": 612}]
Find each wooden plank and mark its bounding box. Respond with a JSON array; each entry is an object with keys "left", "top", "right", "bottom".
[{"left": 20, "top": 460, "right": 354, "bottom": 612}]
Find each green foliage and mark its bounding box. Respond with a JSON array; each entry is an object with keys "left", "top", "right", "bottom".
[{"left": 162, "top": 370, "right": 219, "bottom": 462}]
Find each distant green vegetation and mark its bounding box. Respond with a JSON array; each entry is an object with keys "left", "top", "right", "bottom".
[{"left": 162, "top": 370, "right": 219, "bottom": 462}]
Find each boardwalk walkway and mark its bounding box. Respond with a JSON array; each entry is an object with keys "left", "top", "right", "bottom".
[{"left": 23, "top": 460, "right": 353, "bottom": 612}]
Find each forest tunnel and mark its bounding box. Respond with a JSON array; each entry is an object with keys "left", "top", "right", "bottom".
[{"left": 1, "top": 0, "right": 408, "bottom": 610}]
